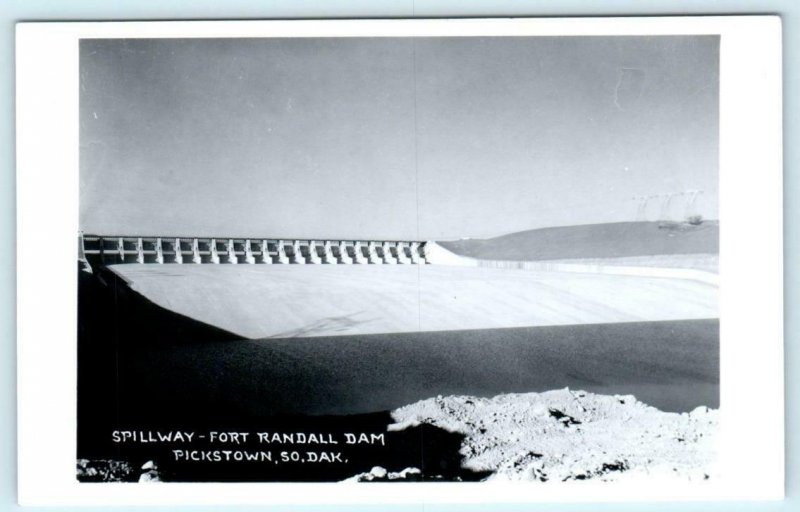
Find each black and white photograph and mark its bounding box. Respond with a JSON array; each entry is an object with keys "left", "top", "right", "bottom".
[
  {"left": 75, "top": 33, "right": 721, "bottom": 484},
  {"left": 14, "top": 16, "right": 784, "bottom": 505}
]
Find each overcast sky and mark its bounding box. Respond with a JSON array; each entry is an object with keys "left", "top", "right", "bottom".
[{"left": 80, "top": 36, "right": 718, "bottom": 240}]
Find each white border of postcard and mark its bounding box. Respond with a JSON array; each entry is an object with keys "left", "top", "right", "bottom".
[{"left": 16, "top": 16, "right": 783, "bottom": 505}]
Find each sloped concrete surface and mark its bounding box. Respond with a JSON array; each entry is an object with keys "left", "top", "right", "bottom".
[{"left": 109, "top": 264, "right": 718, "bottom": 339}]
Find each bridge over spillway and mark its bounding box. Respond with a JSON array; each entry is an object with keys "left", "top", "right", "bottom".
[{"left": 79, "top": 233, "right": 429, "bottom": 270}]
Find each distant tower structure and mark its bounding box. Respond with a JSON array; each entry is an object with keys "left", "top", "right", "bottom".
[
  {"left": 658, "top": 192, "right": 683, "bottom": 221},
  {"left": 633, "top": 194, "right": 660, "bottom": 221},
  {"left": 633, "top": 195, "right": 650, "bottom": 221},
  {"left": 657, "top": 194, "right": 667, "bottom": 221},
  {"left": 635, "top": 190, "right": 706, "bottom": 222},
  {"left": 684, "top": 190, "right": 703, "bottom": 219}
]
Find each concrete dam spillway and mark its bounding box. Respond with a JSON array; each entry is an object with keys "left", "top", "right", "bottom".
[
  {"left": 76, "top": 226, "right": 719, "bottom": 423},
  {"left": 77, "top": 229, "right": 719, "bottom": 340}
]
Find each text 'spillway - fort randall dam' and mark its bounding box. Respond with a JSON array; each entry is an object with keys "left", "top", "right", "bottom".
[{"left": 76, "top": 35, "right": 720, "bottom": 485}]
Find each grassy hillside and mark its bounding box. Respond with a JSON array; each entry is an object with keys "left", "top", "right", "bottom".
[{"left": 439, "top": 220, "right": 718, "bottom": 261}]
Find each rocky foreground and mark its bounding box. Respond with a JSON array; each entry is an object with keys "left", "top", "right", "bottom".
[
  {"left": 78, "top": 388, "right": 718, "bottom": 483},
  {"left": 380, "top": 389, "right": 717, "bottom": 483}
]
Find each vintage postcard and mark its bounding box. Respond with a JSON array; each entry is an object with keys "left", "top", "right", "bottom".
[{"left": 16, "top": 17, "right": 783, "bottom": 505}]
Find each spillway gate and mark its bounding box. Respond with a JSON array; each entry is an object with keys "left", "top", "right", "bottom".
[{"left": 79, "top": 234, "right": 429, "bottom": 269}]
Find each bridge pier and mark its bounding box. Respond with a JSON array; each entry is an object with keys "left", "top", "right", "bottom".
[
  {"left": 136, "top": 238, "right": 145, "bottom": 264},
  {"left": 292, "top": 240, "right": 305, "bottom": 264},
  {"left": 308, "top": 240, "right": 322, "bottom": 264},
  {"left": 244, "top": 240, "right": 256, "bottom": 264},
  {"left": 226, "top": 239, "right": 238, "bottom": 264},
  {"left": 78, "top": 232, "right": 92, "bottom": 272},
  {"left": 410, "top": 242, "right": 421, "bottom": 264},
  {"left": 337, "top": 242, "right": 353, "bottom": 264},
  {"left": 353, "top": 242, "right": 367, "bottom": 264},
  {"left": 192, "top": 239, "right": 202, "bottom": 264},
  {"left": 154, "top": 238, "right": 164, "bottom": 264},
  {"left": 382, "top": 242, "right": 397, "bottom": 264},
  {"left": 260, "top": 240, "right": 272, "bottom": 264},
  {"left": 277, "top": 240, "right": 290, "bottom": 264},
  {"left": 367, "top": 242, "right": 382, "bottom": 264},
  {"left": 173, "top": 238, "right": 183, "bottom": 264},
  {"left": 323, "top": 241, "right": 337, "bottom": 264},
  {"left": 396, "top": 242, "right": 410, "bottom": 264},
  {"left": 209, "top": 239, "right": 220, "bottom": 264}
]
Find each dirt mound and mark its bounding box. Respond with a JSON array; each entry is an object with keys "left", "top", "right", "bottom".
[{"left": 389, "top": 389, "right": 717, "bottom": 482}]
